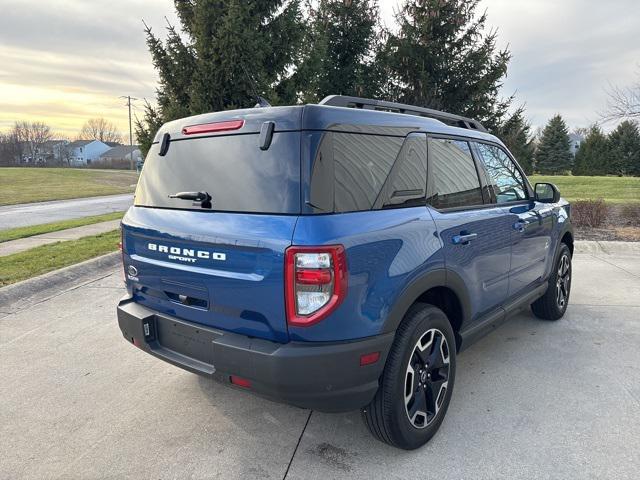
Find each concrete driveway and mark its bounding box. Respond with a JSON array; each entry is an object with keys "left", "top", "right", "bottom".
[
  {"left": 0, "top": 194, "right": 132, "bottom": 229},
  {"left": 1, "top": 250, "right": 639, "bottom": 479}
]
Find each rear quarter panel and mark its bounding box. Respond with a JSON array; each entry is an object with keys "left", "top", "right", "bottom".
[{"left": 290, "top": 207, "right": 443, "bottom": 341}]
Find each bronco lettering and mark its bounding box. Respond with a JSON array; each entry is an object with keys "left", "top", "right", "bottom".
[{"left": 147, "top": 243, "right": 226, "bottom": 261}]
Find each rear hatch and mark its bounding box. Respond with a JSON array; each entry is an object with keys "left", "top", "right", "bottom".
[{"left": 122, "top": 107, "right": 304, "bottom": 343}]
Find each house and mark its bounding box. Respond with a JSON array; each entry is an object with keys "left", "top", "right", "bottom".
[
  {"left": 67, "top": 140, "right": 112, "bottom": 166},
  {"left": 99, "top": 145, "right": 142, "bottom": 165},
  {"left": 569, "top": 133, "right": 584, "bottom": 156}
]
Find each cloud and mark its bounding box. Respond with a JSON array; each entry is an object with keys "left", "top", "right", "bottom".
[
  {"left": 0, "top": 0, "right": 178, "bottom": 136},
  {"left": 1, "top": 0, "right": 639, "bottom": 137},
  {"left": 381, "top": 0, "right": 640, "bottom": 129},
  {"left": 482, "top": 0, "right": 640, "bottom": 128}
]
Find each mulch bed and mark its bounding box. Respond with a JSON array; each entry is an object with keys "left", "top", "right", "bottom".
[{"left": 575, "top": 204, "right": 640, "bottom": 241}]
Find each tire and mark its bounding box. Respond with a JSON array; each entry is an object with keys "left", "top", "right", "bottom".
[
  {"left": 362, "top": 303, "right": 456, "bottom": 450},
  {"left": 531, "top": 243, "right": 572, "bottom": 321}
]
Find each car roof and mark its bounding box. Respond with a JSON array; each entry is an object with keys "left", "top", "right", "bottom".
[
  {"left": 154, "top": 103, "right": 504, "bottom": 147},
  {"left": 302, "top": 104, "right": 503, "bottom": 145}
]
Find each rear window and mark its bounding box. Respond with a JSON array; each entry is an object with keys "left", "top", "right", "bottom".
[
  {"left": 307, "top": 132, "right": 427, "bottom": 213},
  {"left": 333, "top": 133, "right": 404, "bottom": 212},
  {"left": 135, "top": 132, "right": 301, "bottom": 214}
]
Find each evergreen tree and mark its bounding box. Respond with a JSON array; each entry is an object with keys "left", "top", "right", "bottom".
[
  {"left": 495, "top": 107, "right": 535, "bottom": 174},
  {"left": 535, "top": 115, "right": 573, "bottom": 174},
  {"left": 137, "top": 0, "right": 304, "bottom": 155},
  {"left": 294, "top": 0, "right": 383, "bottom": 103},
  {"left": 572, "top": 125, "right": 609, "bottom": 176},
  {"left": 135, "top": 100, "right": 166, "bottom": 158},
  {"left": 382, "top": 0, "right": 512, "bottom": 131},
  {"left": 607, "top": 120, "right": 640, "bottom": 176}
]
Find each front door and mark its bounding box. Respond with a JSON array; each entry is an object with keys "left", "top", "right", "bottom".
[{"left": 472, "top": 142, "right": 553, "bottom": 297}]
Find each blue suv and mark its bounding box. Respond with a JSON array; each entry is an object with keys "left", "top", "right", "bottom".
[{"left": 117, "top": 95, "right": 573, "bottom": 449}]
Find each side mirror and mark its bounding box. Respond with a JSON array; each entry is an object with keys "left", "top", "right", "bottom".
[{"left": 534, "top": 182, "right": 560, "bottom": 203}]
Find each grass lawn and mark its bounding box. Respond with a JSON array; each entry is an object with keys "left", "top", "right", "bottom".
[
  {"left": 0, "top": 230, "right": 120, "bottom": 287},
  {"left": 529, "top": 175, "right": 640, "bottom": 204},
  {"left": 0, "top": 211, "right": 124, "bottom": 243},
  {"left": 0, "top": 168, "right": 138, "bottom": 206}
]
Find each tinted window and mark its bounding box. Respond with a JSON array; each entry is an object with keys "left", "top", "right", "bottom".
[
  {"left": 333, "top": 133, "right": 404, "bottom": 212},
  {"left": 427, "top": 139, "right": 484, "bottom": 209},
  {"left": 376, "top": 133, "right": 427, "bottom": 209},
  {"left": 475, "top": 143, "right": 528, "bottom": 203},
  {"left": 135, "top": 132, "right": 301, "bottom": 214}
]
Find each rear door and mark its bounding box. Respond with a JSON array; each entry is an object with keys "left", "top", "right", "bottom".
[
  {"left": 122, "top": 110, "right": 302, "bottom": 343},
  {"left": 426, "top": 137, "right": 513, "bottom": 322},
  {"left": 473, "top": 142, "right": 553, "bottom": 297}
]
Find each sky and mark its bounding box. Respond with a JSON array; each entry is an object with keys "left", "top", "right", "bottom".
[{"left": 0, "top": 0, "right": 638, "bottom": 139}]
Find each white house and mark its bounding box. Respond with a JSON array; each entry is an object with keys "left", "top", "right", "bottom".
[
  {"left": 569, "top": 133, "right": 584, "bottom": 156},
  {"left": 67, "top": 140, "right": 113, "bottom": 166}
]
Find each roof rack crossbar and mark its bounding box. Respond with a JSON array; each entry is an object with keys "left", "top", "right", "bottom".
[{"left": 318, "top": 95, "right": 487, "bottom": 132}]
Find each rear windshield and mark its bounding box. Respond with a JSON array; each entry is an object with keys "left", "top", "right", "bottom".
[{"left": 135, "top": 132, "right": 301, "bottom": 214}]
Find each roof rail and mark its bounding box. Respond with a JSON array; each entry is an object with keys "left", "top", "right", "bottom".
[{"left": 318, "top": 95, "right": 487, "bottom": 132}]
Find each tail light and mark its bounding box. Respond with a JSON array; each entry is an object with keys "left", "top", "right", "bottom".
[
  {"left": 182, "top": 119, "right": 244, "bottom": 135},
  {"left": 285, "top": 245, "right": 347, "bottom": 327}
]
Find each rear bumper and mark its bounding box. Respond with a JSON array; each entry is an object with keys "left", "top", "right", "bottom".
[{"left": 117, "top": 299, "right": 393, "bottom": 412}]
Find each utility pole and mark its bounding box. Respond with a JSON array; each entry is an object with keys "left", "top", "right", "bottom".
[{"left": 120, "top": 95, "right": 138, "bottom": 170}]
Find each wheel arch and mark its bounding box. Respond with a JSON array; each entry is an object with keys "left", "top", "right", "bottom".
[
  {"left": 561, "top": 230, "right": 574, "bottom": 256},
  {"left": 382, "top": 269, "right": 471, "bottom": 351}
]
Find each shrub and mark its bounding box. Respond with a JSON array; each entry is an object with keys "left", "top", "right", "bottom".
[
  {"left": 572, "top": 199, "right": 608, "bottom": 228},
  {"left": 620, "top": 204, "right": 640, "bottom": 226},
  {"left": 86, "top": 158, "right": 134, "bottom": 170}
]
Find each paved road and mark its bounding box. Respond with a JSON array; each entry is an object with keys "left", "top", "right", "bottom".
[
  {"left": 0, "top": 194, "right": 132, "bottom": 230},
  {"left": 1, "top": 251, "right": 639, "bottom": 479}
]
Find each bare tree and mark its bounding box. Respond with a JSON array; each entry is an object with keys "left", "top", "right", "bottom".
[
  {"left": 54, "top": 133, "right": 73, "bottom": 167},
  {"left": 0, "top": 130, "right": 22, "bottom": 166},
  {"left": 13, "top": 121, "right": 53, "bottom": 164},
  {"left": 77, "top": 118, "right": 123, "bottom": 143},
  {"left": 603, "top": 74, "right": 640, "bottom": 121}
]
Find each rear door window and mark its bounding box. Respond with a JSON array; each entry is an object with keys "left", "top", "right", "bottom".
[
  {"left": 135, "top": 132, "right": 301, "bottom": 214},
  {"left": 426, "top": 138, "right": 484, "bottom": 209},
  {"left": 376, "top": 133, "right": 427, "bottom": 209}
]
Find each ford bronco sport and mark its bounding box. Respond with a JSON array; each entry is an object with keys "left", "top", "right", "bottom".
[{"left": 117, "top": 95, "right": 573, "bottom": 449}]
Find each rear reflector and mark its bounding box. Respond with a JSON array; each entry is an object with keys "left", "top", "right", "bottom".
[
  {"left": 230, "top": 375, "right": 251, "bottom": 388},
  {"left": 295, "top": 269, "right": 332, "bottom": 285},
  {"left": 360, "top": 352, "right": 380, "bottom": 366},
  {"left": 182, "top": 120, "right": 244, "bottom": 135}
]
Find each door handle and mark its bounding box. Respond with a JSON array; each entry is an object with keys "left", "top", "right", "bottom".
[{"left": 452, "top": 233, "right": 478, "bottom": 245}]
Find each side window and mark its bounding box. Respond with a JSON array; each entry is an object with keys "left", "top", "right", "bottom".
[
  {"left": 333, "top": 133, "right": 404, "bottom": 212},
  {"left": 475, "top": 143, "right": 528, "bottom": 203},
  {"left": 376, "top": 133, "right": 427, "bottom": 209},
  {"left": 426, "top": 138, "right": 484, "bottom": 209}
]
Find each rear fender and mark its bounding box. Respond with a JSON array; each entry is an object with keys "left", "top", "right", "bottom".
[{"left": 381, "top": 268, "right": 472, "bottom": 336}]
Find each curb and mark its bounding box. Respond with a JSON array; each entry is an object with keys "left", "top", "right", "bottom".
[
  {"left": 574, "top": 240, "right": 640, "bottom": 255},
  {"left": 0, "top": 252, "right": 121, "bottom": 315}
]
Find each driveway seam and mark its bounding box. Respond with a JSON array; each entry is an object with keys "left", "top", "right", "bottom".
[
  {"left": 283, "top": 410, "right": 313, "bottom": 480},
  {"left": 589, "top": 254, "right": 640, "bottom": 279}
]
